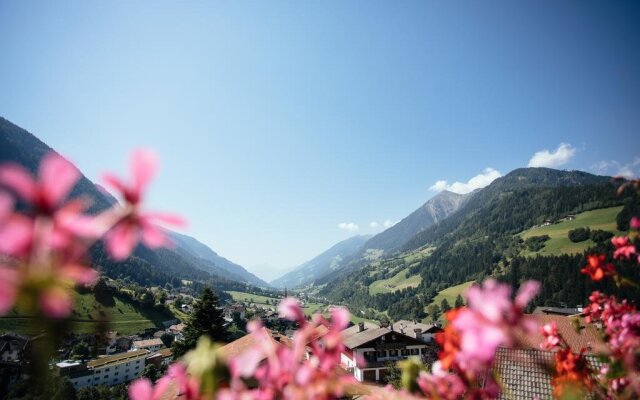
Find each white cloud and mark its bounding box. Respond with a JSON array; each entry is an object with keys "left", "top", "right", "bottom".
[
  {"left": 429, "top": 168, "right": 502, "bottom": 194},
  {"left": 527, "top": 143, "right": 576, "bottom": 168},
  {"left": 369, "top": 222, "right": 379, "bottom": 228},
  {"left": 338, "top": 222, "right": 359, "bottom": 232},
  {"left": 590, "top": 159, "right": 639, "bottom": 179},
  {"left": 383, "top": 219, "right": 398, "bottom": 228}
]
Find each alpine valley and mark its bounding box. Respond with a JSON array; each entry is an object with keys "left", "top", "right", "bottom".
[{"left": 272, "top": 165, "right": 640, "bottom": 323}]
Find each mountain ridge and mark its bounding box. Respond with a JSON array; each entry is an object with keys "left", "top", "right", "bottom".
[
  {"left": 271, "top": 234, "right": 372, "bottom": 288},
  {"left": 0, "top": 116, "right": 267, "bottom": 288}
]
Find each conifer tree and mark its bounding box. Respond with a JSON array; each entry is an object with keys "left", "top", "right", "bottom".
[{"left": 173, "top": 287, "right": 228, "bottom": 358}]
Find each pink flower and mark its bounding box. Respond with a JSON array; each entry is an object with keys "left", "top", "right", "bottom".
[
  {"left": 278, "top": 297, "right": 305, "bottom": 323},
  {"left": 0, "top": 153, "right": 80, "bottom": 215},
  {"left": 611, "top": 236, "right": 637, "bottom": 260},
  {"left": 102, "top": 149, "right": 185, "bottom": 260},
  {"left": 540, "top": 322, "right": 561, "bottom": 350},
  {"left": 39, "top": 286, "right": 73, "bottom": 318},
  {"left": 631, "top": 217, "right": 640, "bottom": 230},
  {"left": 128, "top": 379, "right": 154, "bottom": 400},
  {"left": 0, "top": 266, "right": 19, "bottom": 315}
]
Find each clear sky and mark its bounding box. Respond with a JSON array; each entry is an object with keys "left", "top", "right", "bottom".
[{"left": 1, "top": 1, "right": 639, "bottom": 281}]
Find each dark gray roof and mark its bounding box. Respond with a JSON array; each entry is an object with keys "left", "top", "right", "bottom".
[{"left": 344, "top": 327, "right": 391, "bottom": 349}]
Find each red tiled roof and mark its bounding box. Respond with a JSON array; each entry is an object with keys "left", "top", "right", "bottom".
[{"left": 514, "top": 314, "right": 603, "bottom": 353}]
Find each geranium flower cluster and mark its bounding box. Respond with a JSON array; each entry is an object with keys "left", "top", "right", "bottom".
[
  {"left": 0, "top": 150, "right": 183, "bottom": 318},
  {"left": 577, "top": 217, "right": 640, "bottom": 398},
  {"left": 416, "top": 280, "right": 540, "bottom": 399},
  {"left": 539, "top": 322, "right": 594, "bottom": 398}
]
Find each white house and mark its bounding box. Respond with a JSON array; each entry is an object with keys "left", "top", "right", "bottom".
[
  {"left": 340, "top": 322, "right": 432, "bottom": 382},
  {"left": 131, "top": 338, "right": 164, "bottom": 352}
]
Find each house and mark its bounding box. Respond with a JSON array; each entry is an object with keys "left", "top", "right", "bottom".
[
  {"left": 340, "top": 322, "right": 432, "bottom": 382},
  {"left": 55, "top": 349, "right": 150, "bottom": 390},
  {"left": 0, "top": 333, "right": 33, "bottom": 394},
  {"left": 167, "top": 323, "right": 186, "bottom": 342},
  {"left": 223, "top": 304, "right": 246, "bottom": 321},
  {"left": 146, "top": 348, "right": 173, "bottom": 369},
  {"left": 490, "top": 314, "right": 603, "bottom": 399},
  {"left": 131, "top": 338, "right": 164, "bottom": 352}
]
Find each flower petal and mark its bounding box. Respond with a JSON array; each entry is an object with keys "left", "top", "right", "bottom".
[
  {"left": 39, "top": 153, "right": 80, "bottom": 207},
  {"left": 40, "top": 286, "right": 73, "bottom": 318},
  {"left": 0, "top": 163, "right": 36, "bottom": 202},
  {"left": 131, "top": 149, "right": 158, "bottom": 195},
  {"left": 141, "top": 222, "right": 169, "bottom": 249},
  {"left": 106, "top": 222, "right": 139, "bottom": 260},
  {"left": 128, "top": 379, "right": 154, "bottom": 400},
  {"left": 59, "top": 264, "right": 99, "bottom": 286}
]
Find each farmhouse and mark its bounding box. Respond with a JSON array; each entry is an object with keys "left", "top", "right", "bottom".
[{"left": 340, "top": 322, "right": 432, "bottom": 382}]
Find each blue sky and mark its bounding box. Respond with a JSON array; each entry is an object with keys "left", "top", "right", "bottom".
[{"left": 1, "top": 1, "right": 639, "bottom": 281}]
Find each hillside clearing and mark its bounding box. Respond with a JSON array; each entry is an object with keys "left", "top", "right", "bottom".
[
  {"left": 519, "top": 206, "right": 624, "bottom": 256},
  {"left": 424, "top": 281, "right": 475, "bottom": 323},
  {"left": 368, "top": 268, "right": 423, "bottom": 295}
]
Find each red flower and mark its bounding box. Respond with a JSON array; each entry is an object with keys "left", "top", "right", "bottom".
[{"left": 581, "top": 254, "right": 616, "bottom": 281}]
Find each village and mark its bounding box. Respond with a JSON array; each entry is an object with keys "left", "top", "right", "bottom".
[{"left": 0, "top": 284, "right": 597, "bottom": 400}]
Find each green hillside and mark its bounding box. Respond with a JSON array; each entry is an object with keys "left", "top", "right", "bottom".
[
  {"left": 369, "top": 268, "right": 422, "bottom": 295},
  {"left": 424, "top": 281, "right": 475, "bottom": 323},
  {"left": 519, "top": 206, "right": 624, "bottom": 256},
  {"left": 0, "top": 292, "right": 176, "bottom": 335},
  {"left": 226, "top": 290, "right": 281, "bottom": 305}
]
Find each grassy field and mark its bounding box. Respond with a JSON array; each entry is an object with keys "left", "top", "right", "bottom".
[
  {"left": 424, "top": 281, "right": 475, "bottom": 323},
  {"left": 0, "top": 292, "right": 176, "bottom": 335},
  {"left": 368, "top": 268, "right": 422, "bottom": 295},
  {"left": 519, "top": 206, "right": 624, "bottom": 256},
  {"left": 225, "top": 290, "right": 281, "bottom": 305}
]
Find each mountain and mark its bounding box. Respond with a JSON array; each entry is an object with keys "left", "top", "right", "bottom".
[
  {"left": 271, "top": 235, "right": 372, "bottom": 288},
  {"left": 361, "top": 190, "right": 472, "bottom": 254},
  {"left": 0, "top": 116, "right": 267, "bottom": 289},
  {"left": 169, "top": 231, "right": 270, "bottom": 287},
  {"left": 317, "top": 167, "right": 628, "bottom": 320}
]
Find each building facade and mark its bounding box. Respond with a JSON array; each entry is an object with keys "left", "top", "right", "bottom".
[
  {"left": 56, "top": 349, "right": 150, "bottom": 390},
  {"left": 341, "top": 322, "right": 433, "bottom": 382}
]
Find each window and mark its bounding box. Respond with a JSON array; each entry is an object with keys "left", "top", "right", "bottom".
[
  {"left": 411, "top": 348, "right": 419, "bottom": 355},
  {"left": 115, "top": 372, "right": 119, "bottom": 376},
  {"left": 389, "top": 350, "right": 398, "bottom": 357},
  {"left": 105, "top": 375, "right": 109, "bottom": 378},
  {"left": 376, "top": 350, "right": 386, "bottom": 358},
  {"left": 401, "top": 349, "right": 409, "bottom": 356}
]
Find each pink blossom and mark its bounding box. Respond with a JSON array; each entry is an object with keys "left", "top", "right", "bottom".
[
  {"left": 612, "top": 236, "right": 637, "bottom": 260},
  {"left": 278, "top": 297, "right": 305, "bottom": 323},
  {"left": 39, "top": 286, "right": 73, "bottom": 318},
  {"left": 0, "top": 153, "right": 80, "bottom": 214},
  {"left": 128, "top": 379, "right": 154, "bottom": 400},
  {"left": 102, "top": 149, "right": 185, "bottom": 260},
  {"left": 631, "top": 216, "right": 640, "bottom": 230},
  {"left": 540, "top": 322, "right": 561, "bottom": 350}
]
